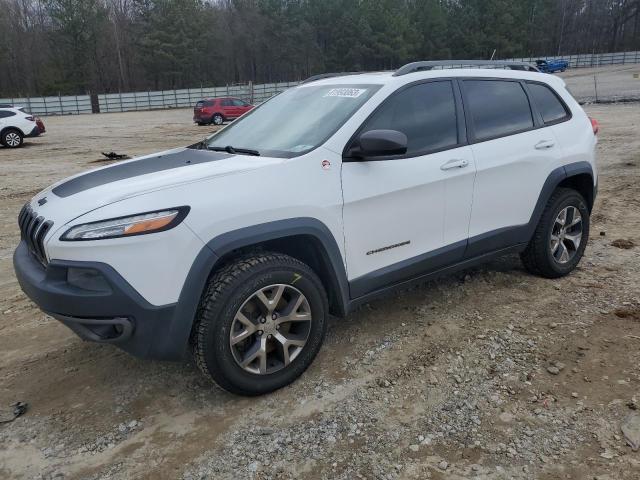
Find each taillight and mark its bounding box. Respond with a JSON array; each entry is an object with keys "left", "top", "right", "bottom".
[
  {"left": 26, "top": 116, "right": 34, "bottom": 121},
  {"left": 590, "top": 117, "right": 599, "bottom": 135}
]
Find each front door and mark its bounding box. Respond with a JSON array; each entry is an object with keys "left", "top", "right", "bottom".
[{"left": 341, "top": 80, "right": 476, "bottom": 298}]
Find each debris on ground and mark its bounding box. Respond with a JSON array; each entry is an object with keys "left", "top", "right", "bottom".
[
  {"left": 611, "top": 238, "right": 636, "bottom": 249},
  {"left": 621, "top": 414, "right": 640, "bottom": 451},
  {"left": 0, "top": 402, "right": 28, "bottom": 424},
  {"left": 100, "top": 151, "right": 130, "bottom": 160}
]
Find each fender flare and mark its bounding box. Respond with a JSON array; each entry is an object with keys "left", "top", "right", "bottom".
[
  {"left": 527, "top": 161, "right": 594, "bottom": 239},
  {"left": 1, "top": 126, "right": 25, "bottom": 138},
  {"left": 157, "top": 218, "right": 349, "bottom": 360}
]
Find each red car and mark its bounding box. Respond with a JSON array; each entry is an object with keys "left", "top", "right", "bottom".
[{"left": 193, "top": 97, "right": 254, "bottom": 126}]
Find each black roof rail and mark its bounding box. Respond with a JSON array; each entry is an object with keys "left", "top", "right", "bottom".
[
  {"left": 393, "top": 60, "right": 540, "bottom": 76},
  {"left": 300, "top": 71, "right": 366, "bottom": 84}
]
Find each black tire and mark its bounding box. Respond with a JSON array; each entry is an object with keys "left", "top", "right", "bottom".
[
  {"left": 1, "top": 128, "right": 23, "bottom": 148},
  {"left": 196, "top": 122, "right": 206, "bottom": 126},
  {"left": 210, "top": 113, "right": 224, "bottom": 125},
  {"left": 193, "top": 252, "right": 328, "bottom": 396},
  {"left": 520, "top": 188, "right": 590, "bottom": 278}
]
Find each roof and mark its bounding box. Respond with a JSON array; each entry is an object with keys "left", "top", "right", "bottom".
[
  {"left": 300, "top": 60, "right": 546, "bottom": 87},
  {"left": 300, "top": 68, "right": 557, "bottom": 89},
  {"left": 0, "top": 107, "right": 24, "bottom": 113},
  {"left": 200, "top": 97, "right": 241, "bottom": 101}
]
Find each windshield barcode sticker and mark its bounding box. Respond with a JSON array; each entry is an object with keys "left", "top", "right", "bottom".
[{"left": 324, "top": 88, "right": 366, "bottom": 98}]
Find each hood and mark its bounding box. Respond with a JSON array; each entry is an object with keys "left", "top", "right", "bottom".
[{"left": 28, "top": 147, "right": 283, "bottom": 226}]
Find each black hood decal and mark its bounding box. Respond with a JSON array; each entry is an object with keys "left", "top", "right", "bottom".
[{"left": 52, "top": 149, "right": 232, "bottom": 198}]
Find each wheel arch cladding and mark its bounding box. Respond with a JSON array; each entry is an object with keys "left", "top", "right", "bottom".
[
  {"left": 2, "top": 126, "right": 24, "bottom": 137},
  {"left": 557, "top": 171, "right": 595, "bottom": 212},
  {"left": 167, "top": 218, "right": 349, "bottom": 359},
  {"left": 205, "top": 218, "right": 350, "bottom": 317},
  {"left": 528, "top": 161, "right": 594, "bottom": 237}
]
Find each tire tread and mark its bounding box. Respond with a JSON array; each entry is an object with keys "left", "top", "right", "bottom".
[
  {"left": 192, "top": 252, "right": 326, "bottom": 395},
  {"left": 520, "top": 187, "right": 588, "bottom": 278}
]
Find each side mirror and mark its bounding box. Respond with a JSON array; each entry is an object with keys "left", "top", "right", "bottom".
[{"left": 349, "top": 129, "right": 408, "bottom": 159}]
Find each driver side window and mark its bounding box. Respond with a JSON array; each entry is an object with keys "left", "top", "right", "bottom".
[{"left": 359, "top": 81, "right": 459, "bottom": 156}]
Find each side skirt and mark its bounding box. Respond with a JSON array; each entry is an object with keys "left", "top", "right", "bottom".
[{"left": 347, "top": 243, "right": 526, "bottom": 312}]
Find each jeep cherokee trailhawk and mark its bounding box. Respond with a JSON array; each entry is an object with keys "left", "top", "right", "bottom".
[{"left": 14, "top": 61, "right": 598, "bottom": 395}]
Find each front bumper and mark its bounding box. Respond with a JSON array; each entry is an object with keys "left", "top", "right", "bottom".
[{"left": 13, "top": 241, "right": 183, "bottom": 359}]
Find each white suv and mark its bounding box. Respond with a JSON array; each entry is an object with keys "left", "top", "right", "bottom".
[
  {"left": 14, "top": 61, "right": 598, "bottom": 395},
  {"left": 0, "top": 107, "right": 44, "bottom": 148}
]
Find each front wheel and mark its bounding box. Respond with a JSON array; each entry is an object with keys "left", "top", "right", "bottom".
[
  {"left": 521, "top": 188, "right": 590, "bottom": 278},
  {"left": 1, "top": 129, "right": 23, "bottom": 148},
  {"left": 192, "top": 252, "right": 328, "bottom": 396}
]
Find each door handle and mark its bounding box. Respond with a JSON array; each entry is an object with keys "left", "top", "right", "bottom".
[
  {"left": 535, "top": 140, "right": 555, "bottom": 150},
  {"left": 440, "top": 159, "right": 469, "bottom": 171}
]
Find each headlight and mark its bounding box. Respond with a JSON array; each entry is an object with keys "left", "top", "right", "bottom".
[{"left": 61, "top": 207, "right": 189, "bottom": 241}]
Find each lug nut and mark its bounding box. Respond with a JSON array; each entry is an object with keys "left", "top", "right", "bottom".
[
  {"left": 272, "top": 313, "right": 278, "bottom": 320},
  {"left": 257, "top": 330, "right": 263, "bottom": 336},
  {"left": 267, "top": 334, "right": 272, "bottom": 339},
  {"left": 260, "top": 317, "right": 266, "bottom": 324},
  {"left": 276, "top": 325, "right": 280, "bottom": 330}
]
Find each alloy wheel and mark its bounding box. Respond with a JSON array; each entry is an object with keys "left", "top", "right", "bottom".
[
  {"left": 550, "top": 206, "right": 583, "bottom": 264},
  {"left": 5, "top": 132, "right": 21, "bottom": 147},
  {"left": 230, "top": 284, "right": 312, "bottom": 375}
]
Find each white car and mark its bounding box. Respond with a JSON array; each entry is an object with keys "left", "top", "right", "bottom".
[
  {"left": 14, "top": 61, "right": 598, "bottom": 395},
  {"left": 0, "top": 107, "right": 45, "bottom": 148}
]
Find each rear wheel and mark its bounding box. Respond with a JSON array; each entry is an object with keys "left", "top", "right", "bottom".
[
  {"left": 211, "top": 113, "right": 224, "bottom": 125},
  {"left": 521, "top": 188, "right": 589, "bottom": 278},
  {"left": 193, "top": 252, "right": 328, "bottom": 396},
  {"left": 1, "top": 129, "right": 23, "bottom": 148}
]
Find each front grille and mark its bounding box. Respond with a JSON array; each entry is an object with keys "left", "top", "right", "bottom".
[{"left": 18, "top": 204, "right": 53, "bottom": 265}]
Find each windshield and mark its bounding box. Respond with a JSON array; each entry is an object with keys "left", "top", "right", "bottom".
[{"left": 205, "top": 84, "right": 381, "bottom": 157}]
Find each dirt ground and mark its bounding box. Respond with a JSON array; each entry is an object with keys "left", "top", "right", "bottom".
[{"left": 0, "top": 104, "right": 639, "bottom": 480}]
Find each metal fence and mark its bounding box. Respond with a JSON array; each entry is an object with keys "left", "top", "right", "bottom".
[
  {"left": 507, "top": 50, "right": 640, "bottom": 68},
  {"left": 0, "top": 80, "right": 300, "bottom": 117},
  {"left": 2, "top": 50, "right": 639, "bottom": 116},
  {"left": 0, "top": 95, "right": 94, "bottom": 115}
]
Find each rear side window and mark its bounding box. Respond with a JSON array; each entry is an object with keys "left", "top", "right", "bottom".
[
  {"left": 204, "top": 100, "right": 215, "bottom": 107},
  {"left": 463, "top": 80, "right": 534, "bottom": 141},
  {"left": 0, "top": 110, "right": 16, "bottom": 118},
  {"left": 526, "top": 82, "right": 570, "bottom": 124},
  {"left": 360, "top": 81, "right": 458, "bottom": 155}
]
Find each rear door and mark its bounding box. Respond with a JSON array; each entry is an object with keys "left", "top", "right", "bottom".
[
  {"left": 342, "top": 80, "right": 476, "bottom": 297},
  {"left": 460, "top": 78, "right": 564, "bottom": 256},
  {"left": 220, "top": 98, "right": 234, "bottom": 117},
  {"left": 232, "top": 98, "right": 250, "bottom": 117},
  {"left": 0, "top": 110, "right": 12, "bottom": 128},
  {"left": 525, "top": 80, "right": 575, "bottom": 148}
]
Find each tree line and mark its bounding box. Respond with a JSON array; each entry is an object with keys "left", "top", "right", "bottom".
[{"left": 1, "top": 0, "right": 639, "bottom": 97}]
